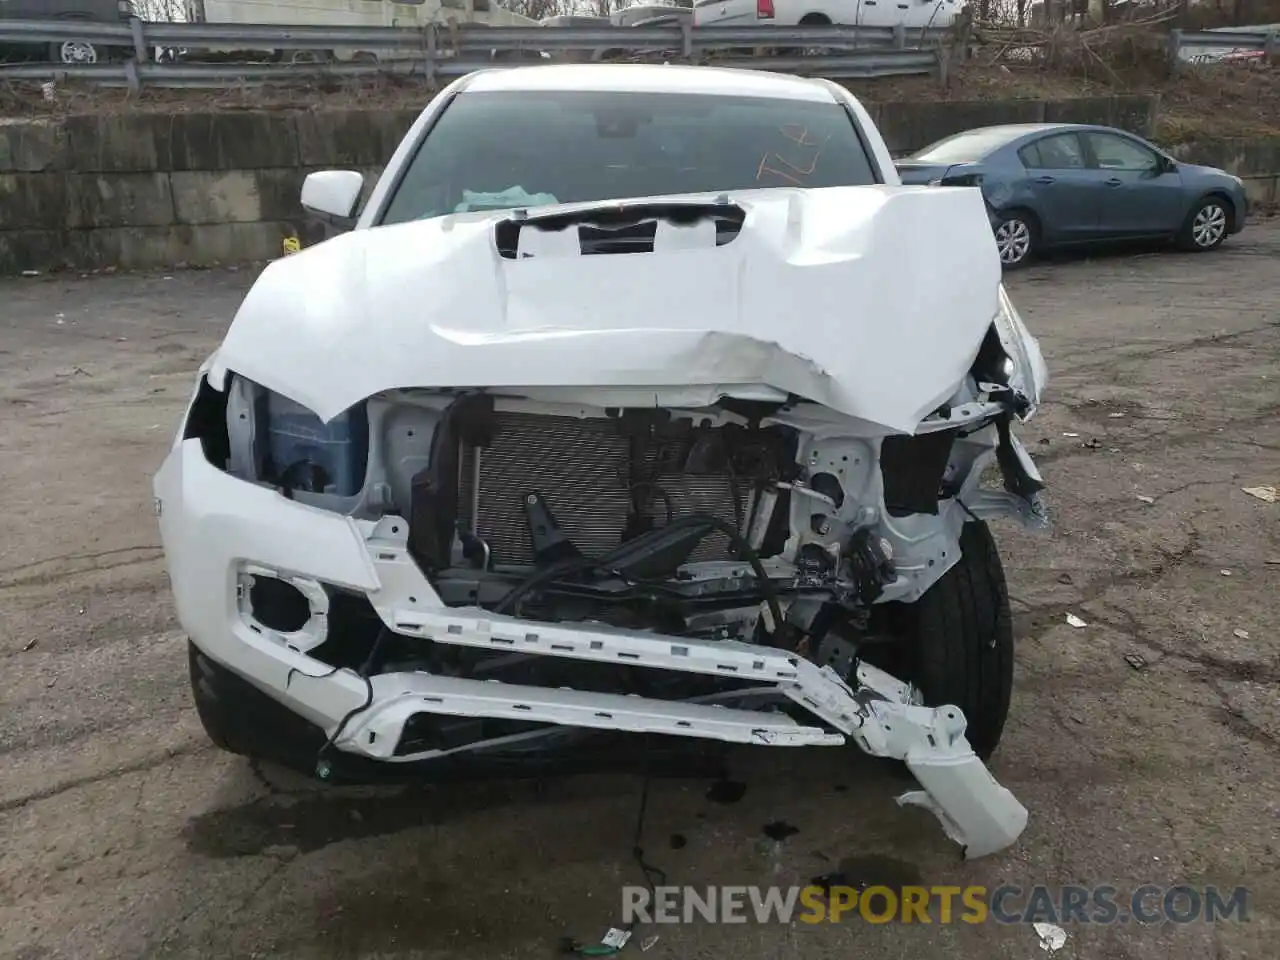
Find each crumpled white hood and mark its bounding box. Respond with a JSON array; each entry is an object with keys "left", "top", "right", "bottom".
[{"left": 211, "top": 185, "right": 1003, "bottom": 434}]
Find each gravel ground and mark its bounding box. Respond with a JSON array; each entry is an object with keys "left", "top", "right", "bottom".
[{"left": 1, "top": 226, "right": 1278, "bottom": 960}]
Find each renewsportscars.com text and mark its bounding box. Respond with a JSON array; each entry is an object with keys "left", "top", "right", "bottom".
[{"left": 622, "top": 884, "right": 1249, "bottom": 925}]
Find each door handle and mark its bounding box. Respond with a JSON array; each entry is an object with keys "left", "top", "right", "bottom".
[
  {"left": 1105, "top": 178, "right": 1123, "bottom": 186},
  {"left": 1035, "top": 176, "right": 1055, "bottom": 184}
]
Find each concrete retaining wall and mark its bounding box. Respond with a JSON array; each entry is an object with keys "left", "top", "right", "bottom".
[
  {"left": 0, "top": 109, "right": 417, "bottom": 273},
  {"left": 1168, "top": 137, "right": 1280, "bottom": 207},
  {"left": 0, "top": 93, "right": 1271, "bottom": 274},
  {"left": 870, "top": 94, "right": 1158, "bottom": 155}
]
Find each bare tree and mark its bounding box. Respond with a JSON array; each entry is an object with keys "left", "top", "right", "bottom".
[
  {"left": 135, "top": 0, "right": 187, "bottom": 21},
  {"left": 503, "top": 0, "right": 572, "bottom": 18}
]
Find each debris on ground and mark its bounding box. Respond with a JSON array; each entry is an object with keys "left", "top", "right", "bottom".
[
  {"left": 1066, "top": 613, "right": 1088, "bottom": 628},
  {"left": 600, "top": 928, "right": 630, "bottom": 950},
  {"left": 1137, "top": 495, "right": 1155, "bottom": 504},
  {"left": 22, "top": 638, "right": 38, "bottom": 652},
  {"left": 1109, "top": 412, "right": 1126, "bottom": 419},
  {"left": 1242, "top": 485, "right": 1277, "bottom": 503},
  {"left": 1233, "top": 629, "right": 1250, "bottom": 640},
  {"left": 1220, "top": 569, "right": 1232, "bottom": 577},
  {"left": 1125, "top": 653, "right": 1148, "bottom": 671},
  {"left": 1033, "top": 921, "right": 1068, "bottom": 952},
  {"left": 640, "top": 936, "right": 660, "bottom": 952}
]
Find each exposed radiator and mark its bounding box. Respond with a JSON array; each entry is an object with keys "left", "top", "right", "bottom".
[{"left": 458, "top": 411, "right": 752, "bottom": 567}]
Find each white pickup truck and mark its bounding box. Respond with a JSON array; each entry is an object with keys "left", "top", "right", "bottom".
[
  {"left": 691, "top": 0, "right": 958, "bottom": 29},
  {"left": 154, "top": 63, "right": 1048, "bottom": 860}
]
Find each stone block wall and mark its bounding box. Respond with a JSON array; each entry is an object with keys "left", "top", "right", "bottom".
[
  {"left": 0, "top": 109, "right": 417, "bottom": 272},
  {"left": 1, "top": 94, "right": 1274, "bottom": 273}
]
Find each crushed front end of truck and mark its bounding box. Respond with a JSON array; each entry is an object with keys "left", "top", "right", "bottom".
[{"left": 155, "top": 186, "right": 1048, "bottom": 858}]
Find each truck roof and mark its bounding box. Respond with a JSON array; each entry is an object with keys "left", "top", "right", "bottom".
[{"left": 462, "top": 63, "right": 838, "bottom": 103}]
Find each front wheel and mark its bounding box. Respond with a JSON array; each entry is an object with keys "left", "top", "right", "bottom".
[
  {"left": 1177, "top": 196, "right": 1229, "bottom": 252},
  {"left": 886, "top": 521, "right": 1015, "bottom": 759},
  {"left": 189, "top": 640, "right": 247, "bottom": 755},
  {"left": 993, "top": 211, "right": 1037, "bottom": 269}
]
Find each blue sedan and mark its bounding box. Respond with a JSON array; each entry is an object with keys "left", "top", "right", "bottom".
[{"left": 896, "top": 123, "right": 1249, "bottom": 268}]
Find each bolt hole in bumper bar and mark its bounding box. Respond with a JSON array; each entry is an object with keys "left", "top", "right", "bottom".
[{"left": 156, "top": 438, "right": 1027, "bottom": 859}]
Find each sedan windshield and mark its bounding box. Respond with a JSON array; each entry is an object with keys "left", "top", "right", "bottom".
[{"left": 380, "top": 89, "right": 879, "bottom": 224}]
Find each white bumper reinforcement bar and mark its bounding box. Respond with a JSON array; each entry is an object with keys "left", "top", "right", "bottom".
[{"left": 334, "top": 535, "right": 1030, "bottom": 859}]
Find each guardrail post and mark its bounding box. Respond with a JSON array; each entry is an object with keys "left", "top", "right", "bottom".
[
  {"left": 936, "top": 46, "right": 950, "bottom": 87},
  {"left": 129, "top": 16, "right": 148, "bottom": 63},
  {"left": 893, "top": 22, "right": 905, "bottom": 49},
  {"left": 681, "top": 21, "right": 693, "bottom": 62},
  {"left": 1265, "top": 29, "right": 1277, "bottom": 60},
  {"left": 424, "top": 22, "right": 437, "bottom": 85},
  {"left": 124, "top": 57, "right": 140, "bottom": 92},
  {"left": 1167, "top": 28, "right": 1182, "bottom": 74}
]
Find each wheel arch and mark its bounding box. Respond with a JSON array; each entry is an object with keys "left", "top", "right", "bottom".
[
  {"left": 1196, "top": 189, "right": 1238, "bottom": 231},
  {"left": 998, "top": 204, "right": 1042, "bottom": 235}
]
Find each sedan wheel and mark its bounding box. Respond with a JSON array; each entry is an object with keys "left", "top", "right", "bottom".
[
  {"left": 994, "top": 216, "right": 1034, "bottom": 268},
  {"left": 56, "top": 40, "right": 98, "bottom": 64},
  {"left": 1188, "top": 200, "right": 1228, "bottom": 250}
]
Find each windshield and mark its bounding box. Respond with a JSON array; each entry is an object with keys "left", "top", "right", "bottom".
[
  {"left": 909, "top": 128, "right": 1024, "bottom": 164},
  {"left": 379, "top": 89, "right": 879, "bottom": 225}
]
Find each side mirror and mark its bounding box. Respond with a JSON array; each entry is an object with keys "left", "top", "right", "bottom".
[{"left": 301, "top": 170, "right": 365, "bottom": 229}]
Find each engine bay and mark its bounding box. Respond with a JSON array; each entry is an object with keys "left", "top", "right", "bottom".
[
  {"left": 204, "top": 353, "right": 1043, "bottom": 677},
  {"left": 210, "top": 379, "right": 936, "bottom": 653},
  {"left": 401, "top": 394, "right": 906, "bottom": 653}
]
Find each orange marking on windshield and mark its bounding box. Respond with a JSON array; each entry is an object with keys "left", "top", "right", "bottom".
[
  {"left": 779, "top": 125, "right": 822, "bottom": 147},
  {"left": 756, "top": 126, "right": 831, "bottom": 186}
]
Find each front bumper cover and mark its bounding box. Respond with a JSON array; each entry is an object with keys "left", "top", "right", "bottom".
[{"left": 156, "top": 437, "right": 1028, "bottom": 859}]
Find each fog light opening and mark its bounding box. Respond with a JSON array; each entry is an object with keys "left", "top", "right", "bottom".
[
  {"left": 249, "top": 576, "right": 312, "bottom": 633},
  {"left": 237, "top": 566, "right": 332, "bottom": 653}
]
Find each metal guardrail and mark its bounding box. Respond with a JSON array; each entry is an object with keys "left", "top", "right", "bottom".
[
  {"left": 1169, "top": 27, "right": 1278, "bottom": 64},
  {"left": 0, "top": 18, "right": 950, "bottom": 88},
  {"left": 0, "top": 50, "right": 943, "bottom": 87}
]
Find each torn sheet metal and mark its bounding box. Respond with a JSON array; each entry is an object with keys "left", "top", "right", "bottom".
[{"left": 209, "top": 185, "right": 1003, "bottom": 434}]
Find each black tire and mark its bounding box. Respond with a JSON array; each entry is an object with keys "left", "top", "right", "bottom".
[
  {"left": 993, "top": 209, "right": 1037, "bottom": 270},
  {"left": 889, "top": 521, "right": 1015, "bottom": 759},
  {"left": 188, "top": 640, "right": 246, "bottom": 755},
  {"left": 1176, "top": 195, "right": 1230, "bottom": 252}
]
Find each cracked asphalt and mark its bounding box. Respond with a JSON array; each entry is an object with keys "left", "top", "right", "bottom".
[{"left": 1, "top": 225, "right": 1278, "bottom": 960}]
